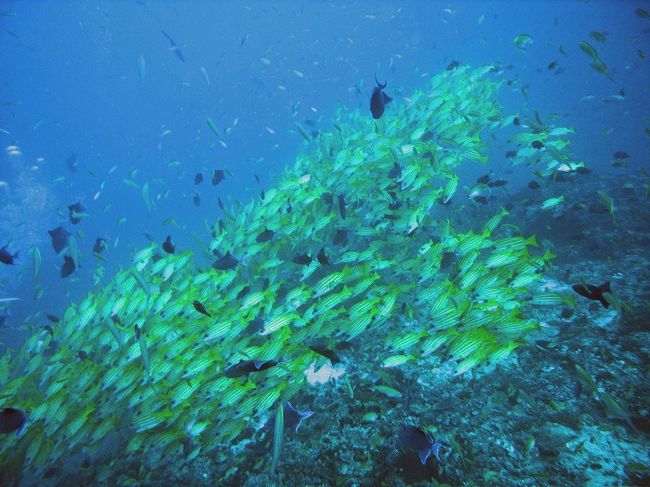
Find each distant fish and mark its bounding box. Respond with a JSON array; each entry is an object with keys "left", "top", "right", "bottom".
[
  {"left": 528, "top": 180, "right": 541, "bottom": 190},
  {"left": 572, "top": 281, "right": 611, "bottom": 308},
  {"left": 531, "top": 140, "right": 544, "bottom": 149},
  {"left": 46, "top": 314, "right": 60, "bottom": 323},
  {"left": 256, "top": 229, "right": 274, "bottom": 243},
  {"left": 397, "top": 425, "right": 443, "bottom": 465},
  {"left": 66, "top": 152, "right": 78, "bottom": 172},
  {"left": 192, "top": 300, "right": 211, "bottom": 317},
  {"left": 212, "top": 169, "right": 225, "bottom": 186},
  {"left": 488, "top": 178, "right": 507, "bottom": 188},
  {"left": 194, "top": 172, "right": 203, "bottom": 185},
  {"left": 476, "top": 174, "right": 491, "bottom": 184},
  {"left": 388, "top": 162, "right": 402, "bottom": 179},
  {"left": 162, "top": 235, "right": 175, "bottom": 254},
  {"left": 161, "top": 30, "right": 185, "bottom": 62},
  {"left": 213, "top": 251, "right": 240, "bottom": 270},
  {"left": 193, "top": 192, "right": 201, "bottom": 207},
  {"left": 60, "top": 255, "right": 76, "bottom": 278},
  {"left": 333, "top": 229, "right": 348, "bottom": 246},
  {"left": 0, "top": 245, "right": 17, "bottom": 265},
  {"left": 317, "top": 247, "right": 329, "bottom": 265},
  {"left": 612, "top": 151, "right": 629, "bottom": 159},
  {"left": 223, "top": 359, "right": 278, "bottom": 378},
  {"left": 292, "top": 253, "right": 312, "bottom": 265},
  {"left": 446, "top": 60, "right": 460, "bottom": 70},
  {"left": 0, "top": 407, "right": 27, "bottom": 435},
  {"left": 93, "top": 237, "right": 107, "bottom": 255},
  {"left": 338, "top": 194, "right": 346, "bottom": 219},
  {"left": 68, "top": 201, "right": 86, "bottom": 225},
  {"left": 370, "top": 75, "right": 392, "bottom": 119}
]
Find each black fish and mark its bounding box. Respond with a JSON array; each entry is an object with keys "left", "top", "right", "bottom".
[
  {"left": 46, "top": 314, "right": 60, "bottom": 323},
  {"left": 78, "top": 350, "right": 88, "bottom": 360},
  {"left": 193, "top": 300, "right": 211, "bottom": 317},
  {"left": 213, "top": 251, "right": 239, "bottom": 270},
  {"left": 68, "top": 202, "right": 86, "bottom": 225},
  {"left": 60, "top": 255, "right": 75, "bottom": 278},
  {"left": 473, "top": 196, "right": 488, "bottom": 205},
  {"left": 505, "top": 150, "right": 518, "bottom": 158},
  {"left": 194, "top": 172, "right": 203, "bottom": 185},
  {"left": 284, "top": 402, "right": 314, "bottom": 432},
  {"left": 254, "top": 174, "right": 261, "bottom": 184},
  {"left": 572, "top": 282, "right": 611, "bottom": 308},
  {"left": 223, "top": 359, "right": 278, "bottom": 378},
  {"left": 513, "top": 117, "right": 521, "bottom": 126},
  {"left": 531, "top": 140, "right": 544, "bottom": 149},
  {"left": 0, "top": 245, "right": 17, "bottom": 265},
  {"left": 388, "top": 162, "right": 402, "bottom": 179},
  {"left": 48, "top": 226, "right": 70, "bottom": 254},
  {"left": 66, "top": 152, "right": 78, "bottom": 172},
  {"left": 93, "top": 237, "right": 107, "bottom": 255},
  {"left": 292, "top": 253, "right": 312, "bottom": 265},
  {"left": 333, "top": 229, "right": 348, "bottom": 246},
  {"left": 0, "top": 407, "right": 27, "bottom": 435},
  {"left": 477, "top": 174, "right": 491, "bottom": 184},
  {"left": 370, "top": 75, "right": 392, "bottom": 119},
  {"left": 446, "top": 60, "right": 460, "bottom": 70},
  {"left": 338, "top": 194, "right": 346, "bottom": 219},
  {"left": 613, "top": 151, "right": 629, "bottom": 159},
  {"left": 308, "top": 343, "right": 341, "bottom": 364},
  {"left": 161, "top": 30, "right": 185, "bottom": 62},
  {"left": 218, "top": 197, "right": 225, "bottom": 211},
  {"left": 243, "top": 317, "right": 264, "bottom": 335},
  {"left": 236, "top": 286, "right": 250, "bottom": 300},
  {"left": 212, "top": 169, "right": 225, "bottom": 186},
  {"left": 286, "top": 199, "right": 292, "bottom": 213},
  {"left": 193, "top": 192, "right": 201, "bottom": 207},
  {"left": 528, "top": 180, "right": 541, "bottom": 189},
  {"left": 162, "top": 235, "right": 175, "bottom": 254},
  {"left": 317, "top": 247, "right": 329, "bottom": 265},
  {"left": 488, "top": 178, "right": 507, "bottom": 188},
  {"left": 256, "top": 229, "right": 274, "bottom": 243},
  {"left": 548, "top": 60, "right": 558, "bottom": 70},
  {"left": 397, "top": 425, "right": 443, "bottom": 465},
  {"left": 260, "top": 189, "right": 265, "bottom": 200}
]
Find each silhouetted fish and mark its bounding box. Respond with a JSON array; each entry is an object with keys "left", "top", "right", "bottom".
[
  {"left": 0, "top": 407, "right": 27, "bottom": 435},
  {"left": 308, "top": 343, "right": 342, "bottom": 364},
  {"left": 193, "top": 300, "right": 211, "bottom": 317},
  {"left": 162, "top": 235, "right": 175, "bottom": 254},
  {"left": 48, "top": 226, "right": 70, "bottom": 254},
  {"left": 93, "top": 237, "right": 107, "bottom": 254},
  {"left": 333, "top": 229, "right": 348, "bottom": 246},
  {"left": 60, "top": 255, "right": 76, "bottom": 278},
  {"left": 572, "top": 282, "right": 611, "bottom": 308},
  {"left": 161, "top": 30, "right": 185, "bottom": 62},
  {"left": 488, "top": 178, "right": 507, "bottom": 188},
  {"left": 0, "top": 245, "right": 17, "bottom": 265},
  {"left": 68, "top": 202, "right": 86, "bottom": 225},
  {"left": 531, "top": 140, "right": 544, "bottom": 149},
  {"left": 338, "top": 194, "right": 346, "bottom": 219},
  {"left": 613, "top": 151, "right": 629, "bottom": 159},
  {"left": 46, "top": 314, "right": 60, "bottom": 323},
  {"left": 388, "top": 162, "right": 402, "bottom": 179},
  {"left": 223, "top": 359, "right": 277, "bottom": 378},
  {"left": 256, "top": 229, "right": 274, "bottom": 243},
  {"left": 66, "top": 152, "right": 78, "bottom": 172},
  {"left": 528, "top": 180, "right": 541, "bottom": 189},
  {"left": 370, "top": 75, "right": 392, "bottom": 119},
  {"left": 213, "top": 251, "right": 239, "bottom": 270},
  {"left": 477, "top": 174, "right": 491, "bottom": 184},
  {"left": 397, "top": 425, "right": 443, "bottom": 465},
  {"left": 292, "top": 253, "right": 312, "bottom": 265},
  {"left": 212, "top": 169, "right": 225, "bottom": 186},
  {"left": 446, "top": 60, "right": 460, "bottom": 70},
  {"left": 194, "top": 172, "right": 203, "bottom": 185},
  {"left": 317, "top": 247, "right": 329, "bottom": 265},
  {"left": 193, "top": 192, "right": 201, "bottom": 207}
]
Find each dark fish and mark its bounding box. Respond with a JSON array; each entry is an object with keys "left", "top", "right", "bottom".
[
  {"left": 338, "top": 194, "right": 346, "bottom": 219},
  {"left": 322, "top": 192, "right": 334, "bottom": 206},
  {"left": 254, "top": 174, "right": 261, "bottom": 184},
  {"left": 488, "top": 178, "right": 507, "bottom": 188},
  {"left": 473, "top": 196, "right": 488, "bottom": 205},
  {"left": 218, "top": 197, "right": 225, "bottom": 211},
  {"left": 60, "top": 255, "right": 76, "bottom": 278},
  {"left": 397, "top": 425, "right": 443, "bottom": 465},
  {"left": 213, "top": 251, "right": 239, "bottom": 270},
  {"left": 144, "top": 232, "right": 154, "bottom": 242},
  {"left": 48, "top": 226, "right": 71, "bottom": 254},
  {"left": 256, "top": 229, "right": 274, "bottom": 243},
  {"left": 528, "top": 180, "right": 541, "bottom": 190},
  {"left": 388, "top": 162, "right": 402, "bottom": 179},
  {"left": 286, "top": 199, "right": 292, "bottom": 213},
  {"left": 0, "top": 407, "right": 27, "bottom": 435},
  {"left": 572, "top": 282, "right": 611, "bottom": 308},
  {"left": 370, "top": 75, "right": 392, "bottom": 119},
  {"left": 193, "top": 300, "right": 211, "bottom": 317},
  {"left": 260, "top": 189, "right": 265, "bottom": 200},
  {"left": 93, "top": 237, "right": 107, "bottom": 254},
  {"left": 162, "top": 235, "right": 175, "bottom": 254},
  {"left": 194, "top": 172, "right": 203, "bottom": 185},
  {"left": 292, "top": 253, "right": 312, "bottom": 265},
  {"left": 46, "top": 314, "right": 60, "bottom": 323},
  {"left": 477, "top": 174, "right": 491, "bottom": 184},
  {"left": 505, "top": 150, "right": 518, "bottom": 158},
  {"left": 446, "top": 60, "right": 460, "bottom": 70},
  {"left": 78, "top": 350, "right": 88, "bottom": 360},
  {"left": 223, "top": 359, "right": 278, "bottom": 378},
  {"left": 304, "top": 119, "right": 316, "bottom": 127},
  {"left": 0, "top": 245, "right": 17, "bottom": 265},
  {"left": 161, "top": 30, "right": 185, "bottom": 62},
  {"left": 308, "top": 343, "right": 341, "bottom": 364},
  {"left": 317, "top": 247, "right": 329, "bottom": 265},
  {"left": 236, "top": 286, "right": 250, "bottom": 300},
  {"left": 613, "top": 151, "right": 629, "bottom": 159},
  {"left": 531, "top": 140, "right": 544, "bottom": 149},
  {"left": 68, "top": 201, "right": 86, "bottom": 225},
  {"left": 284, "top": 402, "right": 314, "bottom": 432},
  {"left": 513, "top": 117, "right": 521, "bottom": 126},
  {"left": 66, "top": 152, "right": 78, "bottom": 172},
  {"left": 212, "top": 169, "right": 225, "bottom": 185},
  {"left": 548, "top": 61, "right": 558, "bottom": 70},
  {"left": 333, "top": 229, "right": 348, "bottom": 246},
  {"left": 193, "top": 192, "right": 201, "bottom": 207}
]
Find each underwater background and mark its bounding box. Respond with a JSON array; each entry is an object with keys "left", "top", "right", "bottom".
[{"left": 0, "top": 1, "right": 649, "bottom": 486}]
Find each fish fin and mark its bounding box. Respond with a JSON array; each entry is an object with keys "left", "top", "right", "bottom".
[
  {"left": 383, "top": 93, "right": 392, "bottom": 104},
  {"left": 254, "top": 360, "right": 265, "bottom": 369},
  {"left": 418, "top": 448, "right": 431, "bottom": 465},
  {"left": 599, "top": 282, "right": 611, "bottom": 294}
]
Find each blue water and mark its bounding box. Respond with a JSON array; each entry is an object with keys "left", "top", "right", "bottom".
[{"left": 1, "top": 1, "right": 649, "bottom": 484}]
